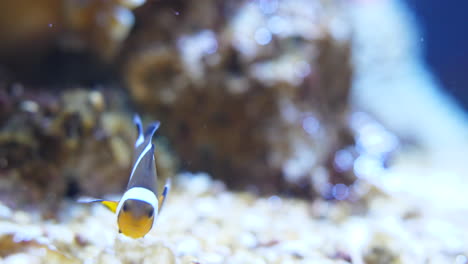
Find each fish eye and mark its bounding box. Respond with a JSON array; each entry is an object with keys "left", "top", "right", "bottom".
[
  {"left": 147, "top": 208, "right": 154, "bottom": 218},
  {"left": 123, "top": 203, "right": 129, "bottom": 212}
]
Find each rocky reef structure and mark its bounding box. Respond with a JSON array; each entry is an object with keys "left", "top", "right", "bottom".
[
  {"left": 0, "top": 0, "right": 397, "bottom": 208},
  {"left": 123, "top": 0, "right": 382, "bottom": 198},
  {"left": 0, "top": 86, "right": 175, "bottom": 212},
  {"left": 0, "top": 86, "right": 131, "bottom": 211},
  {"left": 0, "top": 0, "right": 144, "bottom": 61}
]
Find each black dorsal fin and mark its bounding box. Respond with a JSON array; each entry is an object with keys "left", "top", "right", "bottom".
[{"left": 144, "top": 121, "right": 161, "bottom": 141}]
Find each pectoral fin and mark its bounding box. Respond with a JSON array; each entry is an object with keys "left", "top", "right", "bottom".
[
  {"left": 101, "top": 200, "right": 119, "bottom": 213},
  {"left": 77, "top": 197, "right": 119, "bottom": 213},
  {"left": 158, "top": 179, "right": 171, "bottom": 213}
]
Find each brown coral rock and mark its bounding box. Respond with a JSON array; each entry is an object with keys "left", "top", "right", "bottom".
[
  {"left": 0, "top": 87, "right": 134, "bottom": 211},
  {"left": 123, "top": 0, "right": 356, "bottom": 197}
]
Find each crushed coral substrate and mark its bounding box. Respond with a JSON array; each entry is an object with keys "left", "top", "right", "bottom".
[{"left": 0, "top": 172, "right": 466, "bottom": 264}]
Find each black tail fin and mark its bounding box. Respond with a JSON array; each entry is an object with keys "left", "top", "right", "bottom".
[{"left": 134, "top": 114, "right": 144, "bottom": 147}]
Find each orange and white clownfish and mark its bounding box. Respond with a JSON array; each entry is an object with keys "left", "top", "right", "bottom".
[{"left": 78, "top": 114, "right": 170, "bottom": 239}]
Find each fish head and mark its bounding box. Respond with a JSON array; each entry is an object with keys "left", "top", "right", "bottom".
[{"left": 117, "top": 199, "right": 155, "bottom": 238}]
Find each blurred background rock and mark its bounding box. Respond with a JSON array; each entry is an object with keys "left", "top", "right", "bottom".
[
  {"left": 0, "top": 0, "right": 360, "bottom": 210},
  {"left": 0, "top": 0, "right": 466, "bottom": 215}
]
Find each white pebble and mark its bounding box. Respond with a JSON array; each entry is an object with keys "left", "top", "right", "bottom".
[
  {"left": 202, "top": 252, "right": 224, "bottom": 264},
  {"left": 238, "top": 232, "right": 258, "bottom": 248},
  {"left": 3, "top": 253, "right": 41, "bottom": 264},
  {"left": 179, "top": 172, "right": 213, "bottom": 195},
  {"left": 177, "top": 237, "right": 201, "bottom": 256},
  {"left": 0, "top": 203, "right": 12, "bottom": 219},
  {"left": 242, "top": 213, "right": 266, "bottom": 231}
]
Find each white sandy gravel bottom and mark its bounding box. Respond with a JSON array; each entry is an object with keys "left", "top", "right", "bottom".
[{"left": 0, "top": 172, "right": 467, "bottom": 264}]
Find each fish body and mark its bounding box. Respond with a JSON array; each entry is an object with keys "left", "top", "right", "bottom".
[{"left": 79, "top": 114, "right": 170, "bottom": 239}]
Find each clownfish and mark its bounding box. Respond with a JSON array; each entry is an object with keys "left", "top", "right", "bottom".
[{"left": 79, "top": 114, "right": 170, "bottom": 239}]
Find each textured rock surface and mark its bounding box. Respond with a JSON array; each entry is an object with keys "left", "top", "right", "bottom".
[
  {"left": 0, "top": 86, "right": 175, "bottom": 211},
  {"left": 123, "top": 0, "right": 361, "bottom": 197},
  {"left": 0, "top": 0, "right": 146, "bottom": 62},
  {"left": 0, "top": 0, "right": 381, "bottom": 201}
]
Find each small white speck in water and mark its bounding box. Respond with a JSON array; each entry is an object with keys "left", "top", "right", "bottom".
[
  {"left": 48, "top": 23, "right": 53, "bottom": 28},
  {"left": 254, "top": 27, "right": 272, "bottom": 46}
]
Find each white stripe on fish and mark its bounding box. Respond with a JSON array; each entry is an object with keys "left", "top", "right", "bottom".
[
  {"left": 116, "top": 187, "right": 159, "bottom": 215},
  {"left": 129, "top": 141, "right": 152, "bottom": 180},
  {"left": 135, "top": 134, "right": 144, "bottom": 147}
]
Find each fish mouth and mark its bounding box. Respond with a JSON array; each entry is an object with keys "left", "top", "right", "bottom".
[
  {"left": 118, "top": 215, "right": 154, "bottom": 238},
  {"left": 121, "top": 224, "right": 151, "bottom": 238}
]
